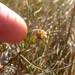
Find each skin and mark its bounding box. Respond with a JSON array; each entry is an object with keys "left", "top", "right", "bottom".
[{"left": 0, "top": 3, "right": 27, "bottom": 44}]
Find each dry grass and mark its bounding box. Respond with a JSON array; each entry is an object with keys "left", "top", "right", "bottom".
[{"left": 0, "top": 0, "right": 75, "bottom": 75}]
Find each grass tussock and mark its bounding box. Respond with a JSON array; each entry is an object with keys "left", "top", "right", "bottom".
[{"left": 0, "top": 0, "right": 75, "bottom": 75}]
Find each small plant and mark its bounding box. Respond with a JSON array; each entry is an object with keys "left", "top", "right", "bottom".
[{"left": 0, "top": 0, "right": 75, "bottom": 75}]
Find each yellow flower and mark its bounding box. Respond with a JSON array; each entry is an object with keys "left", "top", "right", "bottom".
[{"left": 36, "top": 29, "right": 47, "bottom": 39}]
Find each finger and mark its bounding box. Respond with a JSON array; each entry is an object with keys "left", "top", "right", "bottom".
[{"left": 0, "top": 3, "right": 27, "bottom": 44}]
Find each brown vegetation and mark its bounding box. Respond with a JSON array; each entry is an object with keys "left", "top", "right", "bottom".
[{"left": 0, "top": 0, "right": 75, "bottom": 75}]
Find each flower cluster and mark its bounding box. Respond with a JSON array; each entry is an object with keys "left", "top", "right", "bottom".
[{"left": 36, "top": 29, "right": 47, "bottom": 39}]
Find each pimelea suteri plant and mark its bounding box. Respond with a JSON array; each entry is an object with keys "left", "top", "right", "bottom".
[{"left": 0, "top": 0, "right": 75, "bottom": 75}]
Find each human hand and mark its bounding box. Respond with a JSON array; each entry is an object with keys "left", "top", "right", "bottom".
[{"left": 0, "top": 3, "right": 27, "bottom": 44}]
